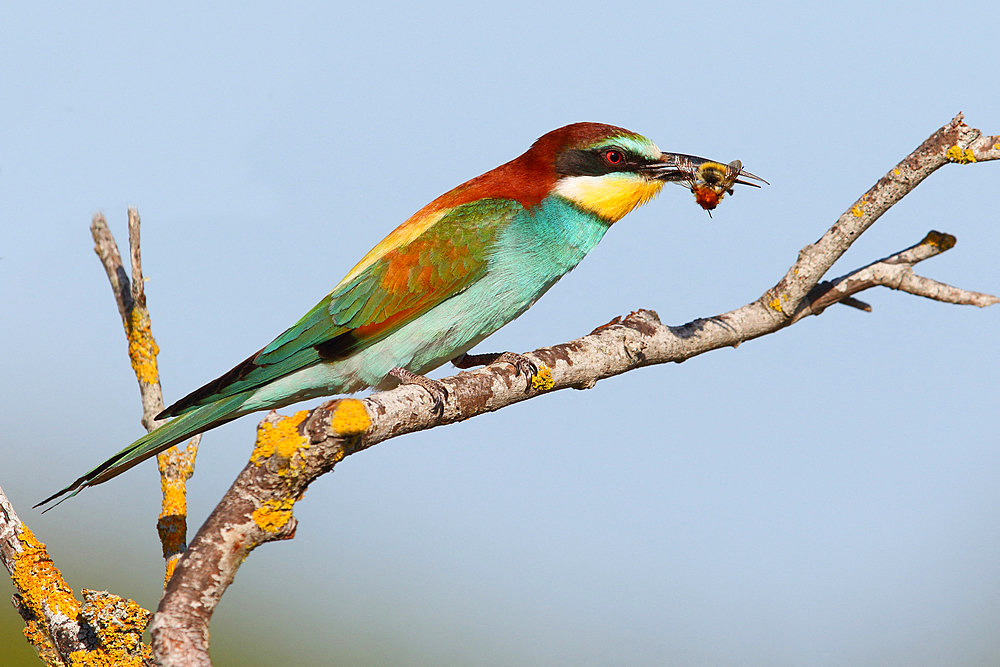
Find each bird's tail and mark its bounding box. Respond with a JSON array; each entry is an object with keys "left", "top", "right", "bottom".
[{"left": 36, "top": 392, "right": 253, "bottom": 511}]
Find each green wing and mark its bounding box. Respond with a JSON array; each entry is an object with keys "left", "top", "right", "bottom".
[{"left": 159, "top": 199, "right": 521, "bottom": 417}]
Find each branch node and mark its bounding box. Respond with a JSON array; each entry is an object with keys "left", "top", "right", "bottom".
[{"left": 920, "top": 230, "right": 956, "bottom": 251}]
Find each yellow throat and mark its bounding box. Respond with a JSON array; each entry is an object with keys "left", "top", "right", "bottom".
[{"left": 554, "top": 173, "right": 664, "bottom": 223}]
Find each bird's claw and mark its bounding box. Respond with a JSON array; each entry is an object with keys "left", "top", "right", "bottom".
[
  {"left": 494, "top": 352, "right": 538, "bottom": 393},
  {"left": 388, "top": 367, "right": 449, "bottom": 418},
  {"left": 451, "top": 351, "right": 537, "bottom": 393}
]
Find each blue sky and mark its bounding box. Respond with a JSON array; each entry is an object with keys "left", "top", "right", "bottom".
[{"left": 2, "top": 3, "right": 999, "bottom": 664}]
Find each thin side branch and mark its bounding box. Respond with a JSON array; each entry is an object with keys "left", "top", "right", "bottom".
[
  {"left": 91, "top": 210, "right": 201, "bottom": 586},
  {"left": 792, "top": 230, "right": 1000, "bottom": 323},
  {"left": 150, "top": 114, "right": 998, "bottom": 665},
  {"left": 91, "top": 210, "right": 165, "bottom": 429}
]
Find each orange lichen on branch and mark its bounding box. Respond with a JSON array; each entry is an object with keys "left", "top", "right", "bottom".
[
  {"left": 68, "top": 646, "right": 147, "bottom": 666},
  {"left": 11, "top": 527, "right": 85, "bottom": 662},
  {"left": 252, "top": 498, "right": 296, "bottom": 533},
  {"left": 67, "top": 590, "right": 152, "bottom": 666},
  {"left": 11, "top": 527, "right": 81, "bottom": 622},
  {"left": 124, "top": 307, "right": 160, "bottom": 385},
  {"left": 158, "top": 446, "right": 195, "bottom": 519},
  {"left": 531, "top": 365, "right": 555, "bottom": 391},
  {"left": 156, "top": 440, "right": 199, "bottom": 586},
  {"left": 156, "top": 494, "right": 187, "bottom": 587},
  {"left": 250, "top": 410, "right": 310, "bottom": 472},
  {"left": 243, "top": 412, "right": 313, "bottom": 542},
  {"left": 330, "top": 399, "right": 371, "bottom": 436},
  {"left": 161, "top": 554, "right": 180, "bottom": 588},
  {"left": 945, "top": 145, "right": 977, "bottom": 164}
]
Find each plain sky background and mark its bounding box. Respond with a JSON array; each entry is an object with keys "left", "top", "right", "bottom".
[{"left": 2, "top": 2, "right": 998, "bottom": 665}]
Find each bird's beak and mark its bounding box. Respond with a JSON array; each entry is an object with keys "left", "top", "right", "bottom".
[{"left": 642, "top": 152, "right": 769, "bottom": 188}]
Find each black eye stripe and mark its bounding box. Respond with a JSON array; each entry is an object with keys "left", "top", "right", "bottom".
[{"left": 555, "top": 147, "right": 648, "bottom": 177}]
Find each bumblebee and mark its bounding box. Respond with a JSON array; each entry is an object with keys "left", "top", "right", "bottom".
[
  {"left": 659, "top": 154, "right": 768, "bottom": 215},
  {"left": 688, "top": 159, "right": 767, "bottom": 214}
]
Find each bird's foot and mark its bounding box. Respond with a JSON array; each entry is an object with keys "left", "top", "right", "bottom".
[
  {"left": 389, "top": 367, "right": 448, "bottom": 418},
  {"left": 451, "top": 351, "right": 538, "bottom": 394}
]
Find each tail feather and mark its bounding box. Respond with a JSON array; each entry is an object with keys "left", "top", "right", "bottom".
[{"left": 36, "top": 393, "right": 252, "bottom": 511}]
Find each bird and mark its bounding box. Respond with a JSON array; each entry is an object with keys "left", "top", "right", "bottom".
[{"left": 39, "top": 122, "right": 765, "bottom": 508}]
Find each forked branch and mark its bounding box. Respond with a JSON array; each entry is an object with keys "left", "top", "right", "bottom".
[{"left": 91, "top": 210, "right": 201, "bottom": 585}]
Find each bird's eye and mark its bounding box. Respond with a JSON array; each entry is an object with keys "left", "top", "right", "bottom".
[{"left": 603, "top": 149, "right": 624, "bottom": 165}]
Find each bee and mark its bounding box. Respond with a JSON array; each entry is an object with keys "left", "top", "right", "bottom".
[{"left": 661, "top": 155, "right": 768, "bottom": 216}]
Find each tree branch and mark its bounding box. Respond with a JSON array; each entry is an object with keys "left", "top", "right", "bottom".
[
  {"left": 91, "top": 210, "right": 201, "bottom": 585},
  {"left": 791, "top": 230, "right": 999, "bottom": 323},
  {"left": 148, "top": 114, "right": 998, "bottom": 664},
  {"left": 1, "top": 483, "right": 154, "bottom": 665},
  {"left": 1, "top": 483, "right": 90, "bottom": 664}
]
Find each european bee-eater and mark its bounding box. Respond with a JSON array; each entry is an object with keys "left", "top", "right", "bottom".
[{"left": 40, "top": 122, "right": 764, "bottom": 507}]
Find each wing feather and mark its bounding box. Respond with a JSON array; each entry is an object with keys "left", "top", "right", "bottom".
[{"left": 160, "top": 199, "right": 521, "bottom": 417}]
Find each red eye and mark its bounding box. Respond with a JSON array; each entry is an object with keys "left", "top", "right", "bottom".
[{"left": 604, "top": 149, "right": 624, "bottom": 165}]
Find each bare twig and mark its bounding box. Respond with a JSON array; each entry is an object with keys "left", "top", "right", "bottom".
[
  {"left": 91, "top": 209, "right": 164, "bottom": 429},
  {"left": 792, "top": 230, "right": 1000, "bottom": 323},
  {"left": 91, "top": 210, "right": 200, "bottom": 585},
  {"left": 149, "top": 114, "right": 998, "bottom": 665}
]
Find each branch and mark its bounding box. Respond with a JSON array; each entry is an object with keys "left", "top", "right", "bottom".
[
  {"left": 1, "top": 483, "right": 153, "bottom": 665},
  {"left": 765, "top": 112, "right": 999, "bottom": 316},
  {"left": 91, "top": 210, "right": 200, "bottom": 584},
  {"left": 791, "top": 230, "right": 1000, "bottom": 323},
  {"left": 147, "top": 114, "right": 998, "bottom": 664},
  {"left": 1, "top": 483, "right": 89, "bottom": 664}
]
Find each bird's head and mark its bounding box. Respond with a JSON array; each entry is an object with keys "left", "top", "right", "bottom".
[
  {"left": 527, "top": 122, "right": 764, "bottom": 222},
  {"left": 408, "top": 123, "right": 764, "bottom": 229}
]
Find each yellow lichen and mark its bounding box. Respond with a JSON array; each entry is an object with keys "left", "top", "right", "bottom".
[
  {"left": 768, "top": 297, "right": 784, "bottom": 313},
  {"left": 945, "top": 145, "right": 976, "bottom": 164},
  {"left": 893, "top": 168, "right": 901, "bottom": 176},
  {"left": 331, "top": 399, "right": 371, "bottom": 436},
  {"left": 158, "top": 476, "right": 188, "bottom": 518},
  {"left": 250, "top": 410, "right": 309, "bottom": 467},
  {"left": 12, "top": 529, "right": 153, "bottom": 664},
  {"left": 124, "top": 307, "right": 160, "bottom": 385},
  {"left": 21, "top": 618, "right": 60, "bottom": 664},
  {"left": 531, "top": 365, "right": 555, "bottom": 391},
  {"left": 155, "top": 442, "right": 198, "bottom": 586},
  {"left": 11, "top": 527, "right": 81, "bottom": 621},
  {"left": 850, "top": 204, "right": 864, "bottom": 218},
  {"left": 71, "top": 590, "right": 152, "bottom": 665},
  {"left": 68, "top": 648, "right": 148, "bottom": 666},
  {"left": 252, "top": 498, "right": 296, "bottom": 533},
  {"left": 163, "top": 559, "right": 177, "bottom": 587}
]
